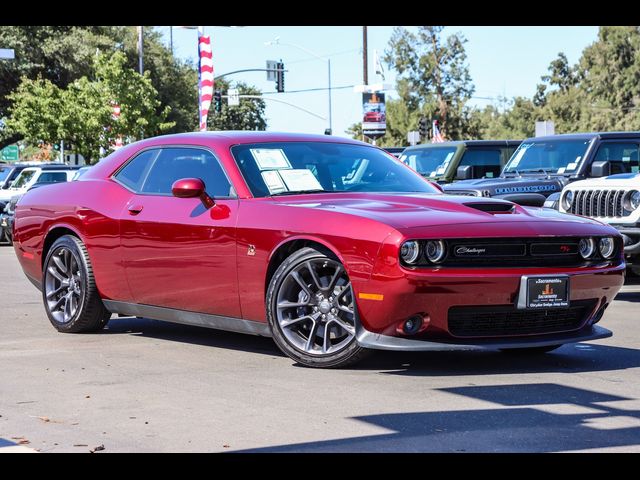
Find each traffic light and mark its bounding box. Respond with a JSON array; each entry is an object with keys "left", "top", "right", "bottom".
[
  {"left": 324, "top": 128, "right": 332, "bottom": 135},
  {"left": 276, "top": 61, "right": 285, "bottom": 93},
  {"left": 213, "top": 90, "right": 222, "bottom": 113},
  {"left": 53, "top": 143, "right": 60, "bottom": 151},
  {"left": 418, "top": 117, "right": 428, "bottom": 140}
]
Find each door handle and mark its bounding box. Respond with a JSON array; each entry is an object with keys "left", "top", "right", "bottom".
[{"left": 128, "top": 205, "right": 144, "bottom": 215}]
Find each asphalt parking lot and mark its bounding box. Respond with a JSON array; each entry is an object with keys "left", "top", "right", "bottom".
[{"left": 0, "top": 246, "right": 639, "bottom": 453}]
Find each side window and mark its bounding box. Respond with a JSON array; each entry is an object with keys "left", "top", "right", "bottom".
[
  {"left": 140, "top": 147, "right": 233, "bottom": 197},
  {"left": 594, "top": 142, "right": 640, "bottom": 174},
  {"left": 115, "top": 149, "right": 160, "bottom": 192},
  {"left": 37, "top": 172, "right": 68, "bottom": 183},
  {"left": 459, "top": 149, "right": 502, "bottom": 178}
]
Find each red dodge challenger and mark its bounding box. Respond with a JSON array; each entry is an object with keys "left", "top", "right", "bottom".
[{"left": 12, "top": 132, "right": 625, "bottom": 368}]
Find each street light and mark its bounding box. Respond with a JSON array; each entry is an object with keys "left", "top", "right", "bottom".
[{"left": 265, "top": 37, "right": 333, "bottom": 135}]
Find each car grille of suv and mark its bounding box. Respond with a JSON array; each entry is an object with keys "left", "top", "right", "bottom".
[
  {"left": 448, "top": 300, "right": 595, "bottom": 337},
  {"left": 569, "top": 189, "right": 630, "bottom": 218}
]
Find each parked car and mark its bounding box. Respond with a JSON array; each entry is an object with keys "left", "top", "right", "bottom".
[
  {"left": 364, "top": 110, "right": 385, "bottom": 123},
  {"left": 400, "top": 140, "right": 521, "bottom": 184},
  {"left": 558, "top": 172, "right": 640, "bottom": 275},
  {"left": 0, "top": 162, "right": 70, "bottom": 190},
  {"left": 0, "top": 166, "right": 80, "bottom": 204},
  {"left": 1, "top": 172, "right": 79, "bottom": 245},
  {"left": 443, "top": 132, "right": 640, "bottom": 207},
  {"left": 71, "top": 166, "right": 92, "bottom": 180},
  {"left": 13, "top": 132, "right": 624, "bottom": 368},
  {"left": 382, "top": 147, "right": 407, "bottom": 158}
]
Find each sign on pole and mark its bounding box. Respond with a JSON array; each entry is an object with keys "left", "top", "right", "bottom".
[
  {"left": 1, "top": 145, "right": 19, "bottom": 161},
  {"left": 228, "top": 88, "right": 239, "bottom": 106},
  {"left": 535, "top": 120, "right": 555, "bottom": 137},
  {"left": 407, "top": 131, "right": 420, "bottom": 146},
  {"left": 266, "top": 60, "right": 278, "bottom": 82},
  {"left": 0, "top": 49, "right": 15, "bottom": 60},
  {"left": 362, "top": 92, "right": 386, "bottom": 139}
]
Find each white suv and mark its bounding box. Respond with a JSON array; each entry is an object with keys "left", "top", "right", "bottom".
[
  {"left": 559, "top": 173, "right": 640, "bottom": 273},
  {"left": 0, "top": 167, "right": 77, "bottom": 202}
]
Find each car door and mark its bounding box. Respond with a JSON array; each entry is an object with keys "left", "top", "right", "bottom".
[
  {"left": 591, "top": 140, "right": 640, "bottom": 176},
  {"left": 115, "top": 146, "right": 241, "bottom": 317}
]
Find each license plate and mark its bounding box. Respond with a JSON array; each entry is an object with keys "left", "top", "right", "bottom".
[{"left": 517, "top": 275, "right": 570, "bottom": 309}]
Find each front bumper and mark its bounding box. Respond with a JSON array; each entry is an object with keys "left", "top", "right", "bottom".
[
  {"left": 612, "top": 226, "right": 640, "bottom": 256},
  {"left": 356, "top": 324, "right": 612, "bottom": 351}
]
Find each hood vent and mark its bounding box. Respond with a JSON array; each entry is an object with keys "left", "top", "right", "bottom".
[{"left": 464, "top": 202, "right": 516, "bottom": 214}]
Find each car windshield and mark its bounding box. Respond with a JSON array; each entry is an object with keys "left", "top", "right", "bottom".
[
  {"left": 399, "top": 147, "right": 457, "bottom": 177},
  {"left": 503, "top": 138, "right": 593, "bottom": 174},
  {"left": 231, "top": 142, "right": 440, "bottom": 197},
  {"left": 0, "top": 167, "right": 11, "bottom": 182},
  {"left": 11, "top": 170, "right": 36, "bottom": 189}
]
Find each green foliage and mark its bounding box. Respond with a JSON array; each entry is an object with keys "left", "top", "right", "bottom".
[
  {"left": 383, "top": 26, "right": 475, "bottom": 141},
  {"left": 208, "top": 80, "right": 266, "bottom": 131},
  {"left": 7, "top": 51, "right": 174, "bottom": 162}
]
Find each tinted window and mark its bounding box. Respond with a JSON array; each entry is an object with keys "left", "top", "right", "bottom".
[
  {"left": 115, "top": 149, "right": 159, "bottom": 191},
  {"left": 400, "top": 147, "right": 457, "bottom": 177},
  {"left": 140, "top": 148, "right": 232, "bottom": 197},
  {"left": 11, "top": 170, "right": 36, "bottom": 188},
  {"left": 594, "top": 142, "right": 640, "bottom": 174},
  {"left": 459, "top": 149, "right": 502, "bottom": 178},
  {"left": 232, "top": 142, "right": 439, "bottom": 197},
  {"left": 0, "top": 167, "right": 11, "bottom": 182},
  {"left": 37, "top": 172, "right": 68, "bottom": 183}
]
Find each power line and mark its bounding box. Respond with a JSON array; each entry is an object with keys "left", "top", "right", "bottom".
[{"left": 262, "top": 85, "right": 356, "bottom": 95}]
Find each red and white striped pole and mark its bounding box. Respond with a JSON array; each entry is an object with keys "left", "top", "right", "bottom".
[{"left": 198, "top": 26, "right": 214, "bottom": 131}]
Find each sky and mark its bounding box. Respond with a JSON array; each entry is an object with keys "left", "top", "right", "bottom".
[{"left": 158, "top": 26, "right": 599, "bottom": 139}]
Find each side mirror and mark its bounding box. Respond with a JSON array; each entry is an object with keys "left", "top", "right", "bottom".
[
  {"left": 590, "top": 161, "right": 611, "bottom": 178},
  {"left": 456, "top": 165, "right": 475, "bottom": 180},
  {"left": 171, "top": 178, "right": 215, "bottom": 209}
]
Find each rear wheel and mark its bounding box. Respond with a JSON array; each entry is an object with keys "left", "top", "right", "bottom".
[
  {"left": 42, "top": 235, "right": 110, "bottom": 333},
  {"left": 500, "top": 345, "right": 563, "bottom": 355},
  {"left": 267, "top": 247, "right": 370, "bottom": 368}
]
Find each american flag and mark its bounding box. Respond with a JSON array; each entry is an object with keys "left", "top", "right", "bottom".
[
  {"left": 432, "top": 120, "right": 445, "bottom": 143},
  {"left": 198, "top": 33, "right": 214, "bottom": 131}
]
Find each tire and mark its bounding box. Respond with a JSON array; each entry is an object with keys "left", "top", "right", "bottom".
[
  {"left": 266, "top": 247, "right": 370, "bottom": 368},
  {"left": 500, "top": 344, "right": 563, "bottom": 355},
  {"left": 42, "top": 234, "right": 111, "bottom": 333}
]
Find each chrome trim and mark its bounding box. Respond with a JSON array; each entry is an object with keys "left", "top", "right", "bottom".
[
  {"left": 355, "top": 323, "right": 612, "bottom": 352},
  {"left": 102, "top": 300, "right": 272, "bottom": 337}
]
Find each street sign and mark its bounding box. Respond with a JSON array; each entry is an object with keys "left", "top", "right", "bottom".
[
  {"left": 1, "top": 145, "right": 19, "bottom": 161},
  {"left": 266, "top": 60, "right": 278, "bottom": 82},
  {"left": 228, "top": 88, "right": 239, "bottom": 106},
  {"left": 407, "top": 131, "right": 420, "bottom": 146},
  {"left": 0, "top": 49, "right": 15, "bottom": 60},
  {"left": 535, "top": 120, "right": 555, "bottom": 137}
]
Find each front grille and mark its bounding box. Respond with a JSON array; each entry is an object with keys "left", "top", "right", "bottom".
[
  {"left": 403, "top": 237, "right": 621, "bottom": 268},
  {"left": 448, "top": 300, "right": 596, "bottom": 337},
  {"left": 570, "top": 189, "right": 630, "bottom": 218}
]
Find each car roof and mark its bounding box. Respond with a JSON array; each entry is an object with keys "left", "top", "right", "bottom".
[
  {"left": 141, "top": 131, "right": 368, "bottom": 146},
  {"left": 403, "top": 139, "right": 521, "bottom": 151},
  {"left": 523, "top": 131, "right": 640, "bottom": 142}
]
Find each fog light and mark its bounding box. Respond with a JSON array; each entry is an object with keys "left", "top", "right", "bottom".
[
  {"left": 402, "top": 315, "right": 423, "bottom": 335},
  {"left": 598, "top": 237, "right": 615, "bottom": 259},
  {"left": 579, "top": 238, "right": 596, "bottom": 259}
]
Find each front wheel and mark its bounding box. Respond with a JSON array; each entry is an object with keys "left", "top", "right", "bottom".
[
  {"left": 42, "top": 235, "right": 111, "bottom": 333},
  {"left": 266, "top": 247, "right": 370, "bottom": 368}
]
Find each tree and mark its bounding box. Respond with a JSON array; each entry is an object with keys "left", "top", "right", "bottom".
[
  {"left": 7, "top": 51, "right": 173, "bottom": 163},
  {"left": 208, "top": 80, "right": 266, "bottom": 131},
  {"left": 383, "top": 26, "right": 475, "bottom": 141}
]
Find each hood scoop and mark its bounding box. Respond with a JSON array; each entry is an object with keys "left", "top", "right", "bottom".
[{"left": 464, "top": 201, "right": 516, "bottom": 214}]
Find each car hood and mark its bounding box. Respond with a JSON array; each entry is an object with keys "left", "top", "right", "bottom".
[
  {"left": 566, "top": 173, "right": 640, "bottom": 189},
  {"left": 272, "top": 192, "right": 601, "bottom": 229},
  {"left": 443, "top": 176, "right": 566, "bottom": 194}
]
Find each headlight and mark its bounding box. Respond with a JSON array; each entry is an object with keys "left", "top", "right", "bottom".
[
  {"left": 400, "top": 240, "right": 420, "bottom": 264},
  {"left": 598, "top": 237, "right": 616, "bottom": 259},
  {"left": 623, "top": 190, "right": 640, "bottom": 212},
  {"left": 561, "top": 191, "right": 574, "bottom": 211},
  {"left": 579, "top": 238, "right": 596, "bottom": 259},
  {"left": 425, "top": 240, "right": 446, "bottom": 263}
]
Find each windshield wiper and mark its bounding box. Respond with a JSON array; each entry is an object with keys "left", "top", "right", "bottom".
[
  {"left": 270, "top": 189, "right": 329, "bottom": 196},
  {"left": 517, "top": 168, "right": 555, "bottom": 175}
]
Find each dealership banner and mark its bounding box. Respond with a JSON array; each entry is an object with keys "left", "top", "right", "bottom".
[{"left": 362, "top": 92, "right": 386, "bottom": 139}]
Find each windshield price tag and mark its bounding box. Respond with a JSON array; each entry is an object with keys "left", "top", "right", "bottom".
[
  {"left": 261, "top": 170, "right": 287, "bottom": 194},
  {"left": 250, "top": 148, "right": 292, "bottom": 170},
  {"left": 278, "top": 169, "right": 323, "bottom": 192}
]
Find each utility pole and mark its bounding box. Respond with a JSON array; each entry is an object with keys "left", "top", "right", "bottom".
[
  {"left": 170, "top": 26, "right": 173, "bottom": 55},
  {"left": 137, "top": 26, "right": 144, "bottom": 74},
  {"left": 363, "top": 26, "right": 368, "bottom": 86}
]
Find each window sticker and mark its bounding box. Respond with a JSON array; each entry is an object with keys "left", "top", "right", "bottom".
[
  {"left": 442, "top": 152, "right": 455, "bottom": 166},
  {"left": 557, "top": 167, "right": 566, "bottom": 174},
  {"left": 278, "top": 169, "right": 323, "bottom": 191},
  {"left": 575, "top": 155, "right": 582, "bottom": 163},
  {"left": 429, "top": 171, "right": 437, "bottom": 178},
  {"left": 261, "top": 170, "right": 287, "bottom": 194},
  {"left": 623, "top": 156, "right": 631, "bottom": 161},
  {"left": 250, "top": 148, "right": 292, "bottom": 170},
  {"left": 632, "top": 166, "right": 639, "bottom": 173},
  {"left": 566, "top": 162, "right": 577, "bottom": 171},
  {"left": 486, "top": 172, "right": 494, "bottom": 178},
  {"left": 436, "top": 167, "right": 446, "bottom": 175},
  {"left": 508, "top": 144, "right": 530, "bottom": 168}
]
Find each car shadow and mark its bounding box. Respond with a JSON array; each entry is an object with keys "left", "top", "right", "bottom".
[
  {"left": 103, "top": 316, "right": 284, "bottom": 357},
  {"left": 235, "top": 383, "right": 640, "bottom": 452}
]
